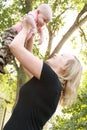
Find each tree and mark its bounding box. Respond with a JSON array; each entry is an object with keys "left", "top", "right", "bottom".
[{"left": 47, "top": 3, "right": 87, "bottom": 58}]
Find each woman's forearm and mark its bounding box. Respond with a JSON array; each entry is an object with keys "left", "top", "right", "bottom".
[{"left": 9, "top": 29, "right": 43, "bottom": 79}]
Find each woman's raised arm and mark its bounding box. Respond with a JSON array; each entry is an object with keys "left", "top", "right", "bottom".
[{"left": 9, "top": 17, "right": 43, "bottom": 79}]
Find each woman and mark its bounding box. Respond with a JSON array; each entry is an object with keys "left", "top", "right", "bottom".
[{"left": 3, "top": 16, "right": 82, "bottom": 130}]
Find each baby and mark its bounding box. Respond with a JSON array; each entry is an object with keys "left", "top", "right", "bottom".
[{"left": 0, "top": 4, "right": 52, "bottom": 74}]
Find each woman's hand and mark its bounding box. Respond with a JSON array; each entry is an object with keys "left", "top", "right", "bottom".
[{"left": 22, "top": 14, "right": 37, "bottom": 33}]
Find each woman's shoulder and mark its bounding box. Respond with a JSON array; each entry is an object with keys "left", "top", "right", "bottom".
[{"left": 41, "top": 62, "right": 57, "bottom": 78}]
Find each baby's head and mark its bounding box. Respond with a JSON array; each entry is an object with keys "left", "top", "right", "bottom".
[{"left": 37, "top": 4, "right": 52, "bottom": 23}]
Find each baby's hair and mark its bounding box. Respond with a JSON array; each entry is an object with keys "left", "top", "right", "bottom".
[{"left": 37, "top": 4, "right": 52, "bottom": 22}]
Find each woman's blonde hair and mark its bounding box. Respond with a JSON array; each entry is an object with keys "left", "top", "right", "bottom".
[{"left": 59, "top": 56, "right": 82, "bottom": 107}]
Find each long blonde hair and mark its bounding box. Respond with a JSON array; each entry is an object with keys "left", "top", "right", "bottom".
[{"left": 59, "top": 56, "right": 82, "bottom": 107}]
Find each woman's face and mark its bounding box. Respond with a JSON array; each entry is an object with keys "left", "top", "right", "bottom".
[{"left": 47, "top": 53, "right": 75, "bottom": 74}]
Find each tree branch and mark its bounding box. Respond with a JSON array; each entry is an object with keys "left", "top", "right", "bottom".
[{"left": 49, "top": 4, "right": 87, "bottom": 58}]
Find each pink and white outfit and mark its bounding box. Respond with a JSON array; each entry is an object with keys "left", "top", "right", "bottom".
[{"left": 12, "top": 11, "right": 38, "bottom": 41}]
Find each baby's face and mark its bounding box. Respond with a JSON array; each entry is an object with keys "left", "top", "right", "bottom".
[{"left": 37, "top": 12, "right": 49, "bottom": 27}]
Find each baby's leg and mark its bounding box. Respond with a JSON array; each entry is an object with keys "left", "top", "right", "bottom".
[{"left": 0, "top": 28, "right": 17, "bottom": 74}]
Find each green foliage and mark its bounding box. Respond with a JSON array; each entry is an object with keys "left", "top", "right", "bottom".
[
  {"left": 0, "top": 71, "right": 17, "bottom": 105},
  {"left": 0, "top": 0, "right": 23, "bottom": 32},
  {"left": 73, "top": 0, "right": 87, "bottom": 11},
  {"left": 48, "top": 0, "right": 76, "bottom": 37}
]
